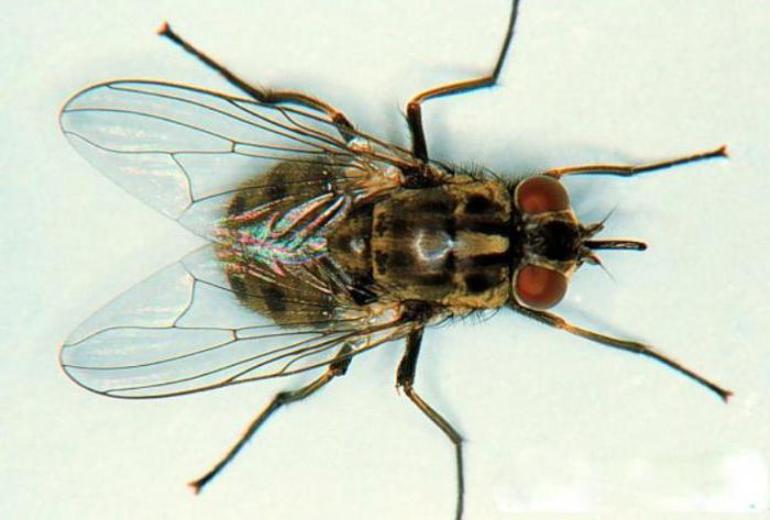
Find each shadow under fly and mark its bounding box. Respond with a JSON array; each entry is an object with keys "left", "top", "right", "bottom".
[{"left": 59, "top": 1, "right": 729, "bottom": 518}]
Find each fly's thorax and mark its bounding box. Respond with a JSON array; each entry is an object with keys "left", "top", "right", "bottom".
[{"left": 370, "top": 176, "right": 512, "bottom": 309}]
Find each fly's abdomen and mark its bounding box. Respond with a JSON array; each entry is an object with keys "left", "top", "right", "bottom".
[{"left": 371, "top": 178, "right": 512, "bottom": 309}]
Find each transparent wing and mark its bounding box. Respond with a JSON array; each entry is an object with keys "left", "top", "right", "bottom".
[
  {"left": 60, "top": 246, "right": 409, "bottom": 399},
  {"left": 60, "top": 80, "right": 417, "bottom": 238}
]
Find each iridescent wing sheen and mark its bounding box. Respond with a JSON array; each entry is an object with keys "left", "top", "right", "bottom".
[
  {"left": 61, "top": 246, "right": 409, "bottom": 399},
  {"left": 59, "top": 80, "right": 417, "bottom": 239}
]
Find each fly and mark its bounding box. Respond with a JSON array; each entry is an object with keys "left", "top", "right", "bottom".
[{"left": 59, "top": 2, "right": 730, "bottom": 518}]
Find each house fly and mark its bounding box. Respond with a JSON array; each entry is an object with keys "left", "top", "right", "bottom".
[{"left": 59, "top": 1, "right": 730, "bottom": 518}]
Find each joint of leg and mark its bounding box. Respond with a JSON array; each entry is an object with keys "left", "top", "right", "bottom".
[
  {"left": 255, "top": 88, "right": 276, "bottom": 103},
  {"left": 329, "top": 357, "right": 352, "bottom": 377},
  {"left": 629, "top": 342, "right": 651, "bottom": 355},
  {"left": 396, "top": 377, "right": 413, "bottom": 393},
  {"left": 331, "top": 112, "right": 349, "bottom": 126},
  {"left": 400, "top": 301, "right": 434, "bottom": 323},
  {"left": 542, "top": 313, "right": 566, "bottom": 329},
  {"left": 275, "top": 391, "right": 292, "bottom": 403}
]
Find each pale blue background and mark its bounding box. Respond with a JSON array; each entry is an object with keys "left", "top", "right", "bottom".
[{"left": 2, "top": 1, "right": 769, "bottom": 518}]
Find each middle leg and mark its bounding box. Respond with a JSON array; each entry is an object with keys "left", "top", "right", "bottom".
[{"left": 396, "top": 327, "right": 465, "bottom": 520}]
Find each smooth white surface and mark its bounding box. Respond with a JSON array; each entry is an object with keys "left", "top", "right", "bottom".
[{"left": 2, "top": 1, "right": 769, "bottom": 519}]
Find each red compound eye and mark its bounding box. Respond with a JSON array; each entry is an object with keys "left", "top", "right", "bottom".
[
  {"left": 515, "top": 176, "right": 570, "bottom": 214},
  {"left": 514, "top": 264, "right": 568, "bottom": 310}
]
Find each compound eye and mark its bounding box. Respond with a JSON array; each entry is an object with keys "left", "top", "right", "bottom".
[
  {"left": 515, "top": 176, "right": 570, "bottom": 214},
  {"left": 514, "top": 264, "right": 568, "bottom": 310}
]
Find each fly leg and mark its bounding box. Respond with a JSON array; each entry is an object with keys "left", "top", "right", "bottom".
[
  {"left": 543, "top": 145, "right": 727, "bottom": 179},
  {"left": 510, "top": 303, "right": 732, "bottom": 401},
  {"left": 396, "top": 327, "right": 465, "bottom": 520},
  {"left": 405, "top": 0, "right": 521, "bottom": 162},
  {"left": 158, "top": 23, "right": 357, "bottom": 142},
  {"left": 189, "top": 344, "right": 353, "bottom": 494}
]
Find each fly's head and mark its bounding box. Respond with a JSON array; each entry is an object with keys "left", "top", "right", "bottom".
[{"left": 510, "top": 175, "right": 646, "bottom": 310}]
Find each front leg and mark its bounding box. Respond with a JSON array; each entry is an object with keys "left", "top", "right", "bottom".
[{"left": 542, "top": 146, "right": 727, "bottom": 179}]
